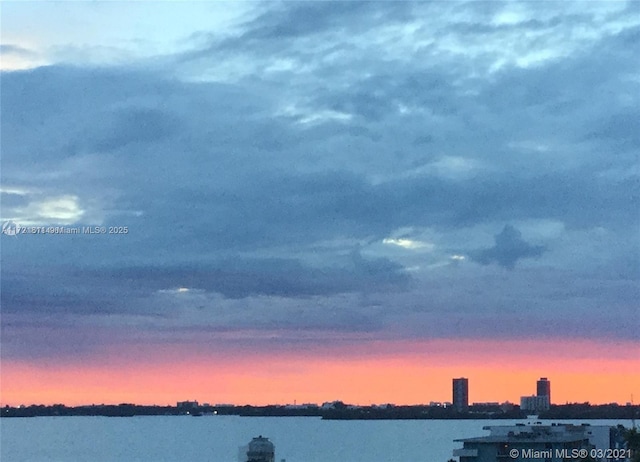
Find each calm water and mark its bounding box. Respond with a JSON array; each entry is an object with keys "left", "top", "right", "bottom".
[{"left": 0, "top": 417, "right": 632, "bottom": 462}]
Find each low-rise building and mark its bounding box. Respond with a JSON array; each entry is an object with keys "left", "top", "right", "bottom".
[
  {"left": 520, "top": 394, "right": 550, "bottom": 412},
  {"left": 176, "top": 400, "right": 198, "bottom": 410},
  {"left": 453, "top": 422, "right": 618, "bottom": 462}
]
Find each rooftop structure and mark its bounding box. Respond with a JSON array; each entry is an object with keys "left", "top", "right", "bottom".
[
  {"left": 241, "top": 435, "right": 275, "bottom": 462},
  {"left": 453, "top": 422, "right": 621, "bottom": 462}
]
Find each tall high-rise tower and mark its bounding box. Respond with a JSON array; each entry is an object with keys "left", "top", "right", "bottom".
[
  {"left": 537, "top": 377, "right": 551, "bottom": 404},
  {"left": 453, "top": 377, "right": 469, "bottom": 412}
]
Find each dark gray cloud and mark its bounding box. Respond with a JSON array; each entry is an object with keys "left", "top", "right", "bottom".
[
  {"left": 90, "top": 251, "right": 410, "bottom": 301},
  {"left": 586, "top": 108, "right": 640, "bottom": 149},
  {"left": 241, "top": 2, "right": 375, "bottom": 40},
  {"left": 187, "top": 1, "right": 414, "bottom": 59},
  {"left": 472, "top": 225, "right": 546, "bottom": 269},
  {"left": 86, "top": 108, "right": 180, "bottom": 153}
]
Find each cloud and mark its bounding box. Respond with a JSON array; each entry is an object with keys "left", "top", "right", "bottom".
[
  {"left": 0, "top": 44, "right": 34, "bottom": 56},
  {"left": 85, "top": 107, "right": 181, "bottom": 153},
  {"left": 472, "top": 225, "right": 546, "bottom": 269},
  {"left": 1, "top": 1, "right": 638, "bottom": 362}
]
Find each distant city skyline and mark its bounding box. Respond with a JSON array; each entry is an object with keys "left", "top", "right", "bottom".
[
  {"left": 3, "top": 369, "right": 635, "bottom": 408},
  {"left": 1, "top": 1, "right": 639, "bottom": 407}
]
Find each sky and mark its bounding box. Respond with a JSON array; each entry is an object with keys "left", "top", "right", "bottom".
[{"left": 1, "top": 1, "right": 639, "bottom": 407}]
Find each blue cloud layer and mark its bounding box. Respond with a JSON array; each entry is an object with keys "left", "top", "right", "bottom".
[{"left": 1, "top": 1, "right": 638, "bottom": 360}]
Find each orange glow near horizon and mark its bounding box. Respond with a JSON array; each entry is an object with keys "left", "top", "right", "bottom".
[{"left": 2, "top": 338, "right": 638, "bottom": 407}]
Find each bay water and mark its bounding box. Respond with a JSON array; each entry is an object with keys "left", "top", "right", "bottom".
[{"left": 1, "top": 416, "right": 632, "bottom": 462}]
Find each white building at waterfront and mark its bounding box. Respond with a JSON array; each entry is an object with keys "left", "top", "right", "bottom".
[
  {"left": 520, "top": 394, "right": 550, "bottom": 412},
  {"left": 453, "top": 422, "right": 623, "bottom": 462}
]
